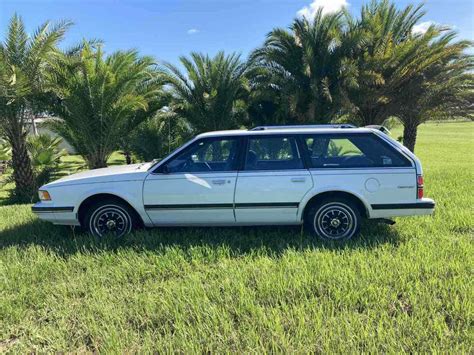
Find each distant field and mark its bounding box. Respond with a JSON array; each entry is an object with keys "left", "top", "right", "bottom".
[{"left": 0, "top": 121, "right": 473, "bottom": 352}]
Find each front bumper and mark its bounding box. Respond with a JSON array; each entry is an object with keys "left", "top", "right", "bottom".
[{"left": 32, "top": 202, "right": 79, "bottom": 226}]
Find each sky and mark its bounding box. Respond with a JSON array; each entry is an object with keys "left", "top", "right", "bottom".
[{"left": 1, "top": 0, "right": 473, "bottom": 65}]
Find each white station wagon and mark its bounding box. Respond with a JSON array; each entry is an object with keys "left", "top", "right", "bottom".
[{"left": 33, "top": 125, "right": 435, "bottom": 241}]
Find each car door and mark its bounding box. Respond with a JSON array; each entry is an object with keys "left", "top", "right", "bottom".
[
  {"left": 143, "top": 136, "right": 241, "bottom": 225},
  {"left": 234, "top": 135, "right": 313, "bottom": 224}
]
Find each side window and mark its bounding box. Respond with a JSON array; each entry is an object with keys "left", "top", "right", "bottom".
[
  {"left": 326, "top": 139, "right": 364, "bottom": 157},
  {"left": 245, "top": 136, "right": 304, "bottom": 170},
  {"left": 164, "top": 138, "right": 239, "bottom": 173},
  {"left": 303, "top": 134, "right": 412, "bottom": 168}
]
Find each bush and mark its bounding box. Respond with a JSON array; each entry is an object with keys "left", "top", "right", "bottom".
[
  {"left": 127, "top": 113, "right": 192, "bottom": 162},
  {"left": 27, "top": 134, "right": 67, "bottom": 187},
  {"left": 0, "top": 138, "right": 11, "bottom": 162}
]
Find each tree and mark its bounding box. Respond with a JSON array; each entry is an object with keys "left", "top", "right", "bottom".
[
  {"left": 249, "top": 10, "right": 352, "bottom": 124},
  {"left": 394, "top": 27, "right": 473, "bottom": 151},
  {"left": 0, "top": 14, "right": 71, "bottom": 201},
  {"left": 161, "top": 52, "right": 248, "bottom": 133},
  {"left": 127, "top": 110, "right": 192, "bottom": 162},
  {"left": 342, "top": 0, "right": 427, "bottom": 126},
  {"left": 47, "top": 44, "right": 166, "bottom": 169},
  {"left": 340, "top": 1, "right": 473, "bottom": 151}
]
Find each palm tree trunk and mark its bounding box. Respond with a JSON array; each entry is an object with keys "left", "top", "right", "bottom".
[
  {"left": 9, "top": 129, "right": 36, "bottom": 202},
  {"left": 87, "top": 156, "right": 108, "bottom": 169},
  {"left": 124, "top": 151, "right": 132, "bottom": 165},
  {"left": 402, "top": 121, "right": 418, "bottom": 152}
]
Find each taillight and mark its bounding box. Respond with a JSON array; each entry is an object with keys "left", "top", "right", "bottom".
[{"left": 417, "top": 175, "right": 424, "bottom": 199}]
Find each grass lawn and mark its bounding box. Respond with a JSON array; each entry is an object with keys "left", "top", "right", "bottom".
[{"left": 0, "top": 121, "right": 473, "bottom": 352}]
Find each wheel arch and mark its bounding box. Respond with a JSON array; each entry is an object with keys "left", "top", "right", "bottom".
[
  {"left": 300, "top": 190, "right": 370, "bottom": 221},
  {"left": 77, "top": 193, "right": 144, "bottom": 227}
]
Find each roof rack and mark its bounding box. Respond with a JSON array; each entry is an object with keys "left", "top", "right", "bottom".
[
  {"left": 250, "top": 124, "right": 356, "bottom": 131},
  {"left": 364, "top": 125, "right": 391, "bottom": 135}
]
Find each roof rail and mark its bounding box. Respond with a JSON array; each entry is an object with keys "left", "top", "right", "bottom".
[
  {"left": 250, "top": 124, "right": 356, "bottom": 131},
  {"left": 364, "top": 125, "right": 391, "bottom": 135}
]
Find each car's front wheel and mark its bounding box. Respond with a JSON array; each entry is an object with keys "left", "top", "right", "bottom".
[
  {"left": 305, "top": 198, "right": 361, "bottom": 241},
  {"left": 84, "top": 199, "right": 136, "bottom": 237}
]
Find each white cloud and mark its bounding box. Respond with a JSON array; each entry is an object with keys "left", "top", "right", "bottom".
[
  {"left": 187, "top": 28, "right": 199, "bottom": 35},
  {"left": 412, "top": 21, "right": 455, "bottom": 34},
  {"left": 412, "top": 21, "right": 458, "bottom": 35},
  {"left": 297, "top": 0, "right": 349, "bottom": 19},
  {"left": 412, "top": 21, "right": 434, "bottom": 34}
]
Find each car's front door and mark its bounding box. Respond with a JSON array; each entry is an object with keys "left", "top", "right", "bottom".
[
  {"left": 234, "top": 135, "right": 313, "bottom": 224},
  {"left": 143, "top": 137, "right": 241, "bottom": 225}
]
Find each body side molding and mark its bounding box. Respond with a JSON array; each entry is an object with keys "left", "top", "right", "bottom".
[{"left": 371, "top": 202, "right": 435, "bottom": 210}]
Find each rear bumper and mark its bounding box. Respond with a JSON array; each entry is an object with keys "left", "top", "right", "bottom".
[
  {"left": 369, "top": 198, "right": 435, "bottom": 218},
  {"left": 32, "top": 203, "right": 80, "bottom": 226}
]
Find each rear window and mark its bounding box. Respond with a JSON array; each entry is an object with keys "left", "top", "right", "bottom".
[{"left": 302, "top": 133, "right": 412, "bottom": 168}]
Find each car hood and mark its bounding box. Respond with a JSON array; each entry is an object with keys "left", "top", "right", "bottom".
[{"left": 44, "top": 162, "right": 154, "bottom": 188}]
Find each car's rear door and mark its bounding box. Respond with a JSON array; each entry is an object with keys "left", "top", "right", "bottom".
[
  {"left": 234, "top": 135, "right": 313, "bottom": 224},
  {"left": 143, "top": 136, "right": 241, "bottom": 225}
]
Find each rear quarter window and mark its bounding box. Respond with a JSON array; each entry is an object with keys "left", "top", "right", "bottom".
[{"left": 301, "top": 133, "right": 412, "bottom": 169}]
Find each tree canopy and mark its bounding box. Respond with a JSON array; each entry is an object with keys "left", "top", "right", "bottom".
[
  {"left": 47, "top": 44, "right": 165, "bottom": 168},
  {"left": 161, "top": 51, "right": 249, "bottom": 133}
]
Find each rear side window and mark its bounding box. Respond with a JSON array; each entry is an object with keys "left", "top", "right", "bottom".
[
  {"left": 245, "top": 136, "right": 304, "bottom": 170},
  {"left": 302, "top": 134, "right": 412, "bottom": 168}
]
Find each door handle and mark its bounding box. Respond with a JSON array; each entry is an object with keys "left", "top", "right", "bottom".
[
  {"left": 212, "top": 179, "right": 226, "bottom": 185},
  {"left": 291, "top": 177, "right": 306, "bottom": 183}
]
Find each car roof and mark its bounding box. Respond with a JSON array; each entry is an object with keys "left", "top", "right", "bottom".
[{"left": 196, "top": 127, "right": 375, "bottom": 138}]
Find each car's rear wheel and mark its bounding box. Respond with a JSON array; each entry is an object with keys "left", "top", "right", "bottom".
[
  {"left": 84, "top": 199, "right": 135, "bottom": 237},
  {"left": 305, "top": 198, "right": 361, "bottom": 241}
]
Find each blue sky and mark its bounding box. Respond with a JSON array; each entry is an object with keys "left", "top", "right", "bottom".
[{"left": 1, "top": 0, "right": 473, "bottom": 65}]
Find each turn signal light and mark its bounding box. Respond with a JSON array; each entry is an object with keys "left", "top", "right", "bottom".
[
  {"left": 38, "top": 190, "right": 51, "bottom": 201},
  {"left": 417, "top": 175, "right": 424, "bottom": 199}
]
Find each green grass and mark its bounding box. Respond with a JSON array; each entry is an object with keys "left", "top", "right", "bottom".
[{"left": 1, "top": 122, "right": 473, "bottom": 352}]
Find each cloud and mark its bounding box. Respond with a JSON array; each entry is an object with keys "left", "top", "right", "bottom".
[
  {"left": 187, "top": 28, "right": 199, "bottom": 35},
  {"left": 412, "top": 21, "right": 434, "bottom": 34},
  {"left": 297, "top": 0, "right": 349, "bottom": 19}
]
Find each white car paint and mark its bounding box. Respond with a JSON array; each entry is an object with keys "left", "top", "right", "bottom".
[
  {"left": 32, "top": 127, "right": 435, "bottom": 229},
  {"left": 234, "top": 170, "right": 313, "bottom": 224},
  {"left": 143, "top": 172, "right": 238, "bottom": 225}
]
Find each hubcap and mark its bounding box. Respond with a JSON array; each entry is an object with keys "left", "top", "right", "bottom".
[
  {"left": 90, "top": 206, "right": 131, "bottom": 237},
  {"left": 315, "top": 203, "right": 354, "bottom": 240},
  {"left": 106, "top": 219, "right": 117, "bottom": 230}
]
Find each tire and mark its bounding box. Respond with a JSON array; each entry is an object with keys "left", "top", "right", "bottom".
[
  {"left": 84, "top": 199, "right": 136, "bottom": 237},
  {"left": 305, "top": 197, "right": 361, "bottom": 241}
]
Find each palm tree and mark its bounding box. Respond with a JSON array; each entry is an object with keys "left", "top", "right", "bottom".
[
  {"left": 0, "top": 14, "right": 71, "bottom": 201},
  {"left": 394, "top": 27, "right": 473, "bottom": 151},
  {"left": 47, "top": 44, "right": 166, "bottom": 169},
  {"left": 161, "top": 52, "right": 248, "bottom": 133},
  {"left": 27, "top": 133, "right": 66, "bottom": 187},
  {"left": 344, "top": 1, "right": 472, "bottom": 150},
  {"left": 342, "top": 0, "right": 426, "bottom": 126},
  {"left": 249, "top": 10, "right": 351, "bottom": 124},
  {"left": 127, "top": 110, "right": 192, "bottom": 162}
]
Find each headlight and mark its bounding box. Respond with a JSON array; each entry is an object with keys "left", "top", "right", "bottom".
[{"left": 38, "top": 190, "right": 51, "bottom": 201}]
